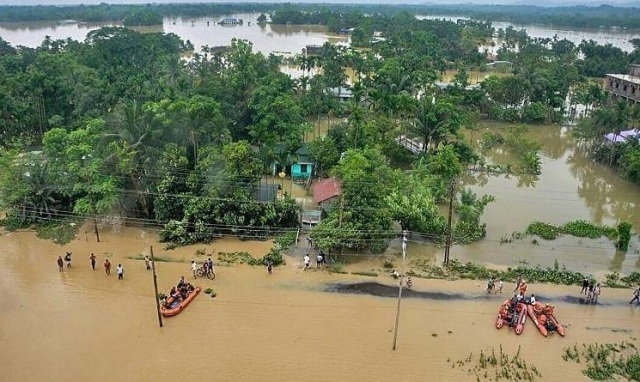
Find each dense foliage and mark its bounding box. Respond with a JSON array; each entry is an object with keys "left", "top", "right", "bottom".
[
  {"left": 0, "top": 7, "right": 636, "bottom": 250},
  {"left": 525, "top": 220, "right": 618, "bottom": 241},
  {"left": 1, "top": 3, "right": 639, "bottom": 29}
]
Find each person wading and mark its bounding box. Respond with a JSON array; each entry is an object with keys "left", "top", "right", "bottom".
[
  {"left": 104, "top": 259, "right": 111, "bottom": 275},
  {"left": 89, "top": 253, "right": 97, "bottom": 271},
  {"left": 57, "top": 256, "right": 64, "bottom": 272}
]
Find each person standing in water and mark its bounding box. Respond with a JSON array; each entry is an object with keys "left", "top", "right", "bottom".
[
  {"left": 57, "top": 256, "right": 64, "bottom": 272},
  {"left": 266, "top": 260, "right": 273, "bottom": 274},
  {"left": 89, "top": 253, "right": 97, "bottom": 271},
  {"left": 104, "top": 259, "right": 111, "bottom": 275},
  {"left": 144, "top": 255, "right": 151, "bottom": 270},
  {"left": 64, "top": 252, "right": 72, "bottom": 268},
  {"left": 514, "top": 274, "right": 522, "bottom": 293},
  {"left": 116, "top": 264, "right": 124, "bottom": 280},
  {"left": 630, "top": 285, "right": 640, "bottom": 305}
]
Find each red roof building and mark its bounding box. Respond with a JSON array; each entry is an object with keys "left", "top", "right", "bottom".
[{"left": 313, "top": 177, "right": 342, "bottom": 204}]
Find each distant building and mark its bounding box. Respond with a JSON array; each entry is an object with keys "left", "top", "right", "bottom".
[
  {"left": 304, "top": 45, "right": 323, "bottom": 56},
  {"left": 326, "top": 87, "right": 353, "bottom": 102},
  {"left": 605, "top": 64, "right": 640, "bottom": 104},
  {"left": 219, "top": 18, "right": 241, "bottom": 26}
]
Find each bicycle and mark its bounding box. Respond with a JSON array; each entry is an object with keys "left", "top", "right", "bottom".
[{"left": 196, "top": 267, "right": 216, "bottom": 280}]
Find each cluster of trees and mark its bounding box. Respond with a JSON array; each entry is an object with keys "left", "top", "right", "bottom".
[
  {"left": 575, "top": 100, "right": 640, "bottom": 185},
  {"left": 0, "top": 7, "right": 636, "bottom": 250},
  {"left": 1, "top": 3, "right": 639, "bottom": 29}
]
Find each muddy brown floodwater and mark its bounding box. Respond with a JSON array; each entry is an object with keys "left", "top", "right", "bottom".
[{"left": 1, "top": 226, "right": 639, "bottom": 382}]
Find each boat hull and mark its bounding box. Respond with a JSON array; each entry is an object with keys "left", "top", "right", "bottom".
[
  {"left": 527, "top": 302, "right": 565, "bottom": 337},
  {"left": 161, "top": 287, "right": 201, "bottom": 317},
  {"left": 496, "top": 299, "right": 526, "bottom": 335}
]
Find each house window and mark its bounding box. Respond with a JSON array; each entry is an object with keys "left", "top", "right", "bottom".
[{"left": 300, "top": 164, "right": 308, "bottom": 173}]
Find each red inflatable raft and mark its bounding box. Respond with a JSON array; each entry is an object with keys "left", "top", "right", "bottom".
[
  {"left": 527, "top": 302, "right": 565, "bottom": 337},
  {"left": 495, "top": 299, "right": 527, "bottom": 335},
  {"left": 161, "top": 287, "right": 201, "bottom": 317}
]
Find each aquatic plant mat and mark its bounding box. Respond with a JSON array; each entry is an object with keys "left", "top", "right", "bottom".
[
  {"left": 562, "top": 340, "right": 640, "bottom": 381},
  {"left": 449, "top": 345, "right": 541, "bottom": 381}
]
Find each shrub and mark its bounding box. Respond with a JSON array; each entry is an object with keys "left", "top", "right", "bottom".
[
  {"left": 35, "top": 221, "right": 79, "bottom": 245},
  {"left": 204, "top": 288, "right": 213, "bottom": 294},
  {"left": 383, "top": 260, "right": 394, "bottom": 269},
  {"left": 616, "top": 222, "right": 632, "bottom": 251}
]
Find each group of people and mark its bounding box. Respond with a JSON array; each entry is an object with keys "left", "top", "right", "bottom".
[
  {"left": 303, "top": 251, "right": 326, "bottom": 270},
  {"left": 164, "top": 276, "right": 196, "bottom": 308},
  {"left": 486, "top": 277, "right": 505, "bottom": 294},
  {"left": 190, "top": 258, "right": 214, "bottom": 278},
  {"left": 56, "top": 252, "right": 124, "bottom": 280},
  {"left": 580, "top": 277, "right": 602, "bottom": 304}
]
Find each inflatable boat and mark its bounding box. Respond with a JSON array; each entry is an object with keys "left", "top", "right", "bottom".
[
  {"left": 161, "top": 287, "right": 201, "bottom": 317},
  {"left": 495, "top": 299, "right": 527, "bottom": 335},
  {"left": 527, "top": 302, "right": 565, "bottom": 337}
]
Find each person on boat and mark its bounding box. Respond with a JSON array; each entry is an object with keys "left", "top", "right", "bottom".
[
  {"left": 543, "top": 304, "right": 555, "bottom": 317},
  {"left": 510, "top": 294, "right": 518, "bottom": 308},
  {"left": 89, "top": 253, "right": 96, "bottom": 271},
  {"left": 629, "top": 285, "right": 640, "bottom": 305},
  {"left": 532, "top": 302, "right": 544, "bottom": 315},
  {"left": 104, "top": 259, "right": 111, "bottom": 275},
  {"left": 529, "top": 294, "right": 536, "bottom": 305},
  {"left": 57, "top": 256, "right": 64, "bottom": 272},
  {"left": 177, "top": 276, "right": 186, "bottom": 289}
]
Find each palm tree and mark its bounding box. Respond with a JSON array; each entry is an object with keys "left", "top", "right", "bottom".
[{"left": 102, "top": 100, "right": 161, "bottom": 217}]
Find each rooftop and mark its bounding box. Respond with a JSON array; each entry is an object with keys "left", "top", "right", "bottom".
[
  {"left": 313, "top": 177, "right": 342, "bottom": 204},
  {"left": 606, "top": 74, "right": 640, "bottom": 86}
]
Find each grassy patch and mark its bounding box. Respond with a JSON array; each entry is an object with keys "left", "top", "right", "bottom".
[
  {"left": 351, "top": 271, "right": 379, "bottom": 277},
  {"left": 562, "top": 341, "right": 639, "bottom": 381},
  {"left": 450, "top": 345, "right": 541, "bottom": 381},
  {"left": 524, "top": 220, "right": 618, "bottom": 241},
  {"left": 217, "top": 251, "right": 256, "bottom": 265}
]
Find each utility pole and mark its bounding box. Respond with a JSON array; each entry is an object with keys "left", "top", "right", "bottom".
[
  {"left": 392, "top": 231, "right": 408, "bottom": 350},
  {"left": 444, "top": 178, "right": 456, "bottom": 266},
  {"left": 150, "top": 246, "right": 163, "bottom": 328}
]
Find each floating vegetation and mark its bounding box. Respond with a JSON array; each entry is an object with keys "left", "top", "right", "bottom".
[
  {"left": 449, "top": 345, "right": 541, "bottom": 381},
  {"left": 562, "top": 341, "right": 639, "bottom": 381}
]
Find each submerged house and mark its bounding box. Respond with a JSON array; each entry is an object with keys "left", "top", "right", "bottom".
[
  {"left": 605, "top": 64, "right": 640, "bottom": 104},
  {"left": 219, "top": 18, "right": 241, "bottom": 26}
]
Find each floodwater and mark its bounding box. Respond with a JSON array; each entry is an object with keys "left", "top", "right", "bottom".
[
  {"left": 1, "top": 227, "right": 638, "bottom": 382},
  {"left": 1, "top": 13, "right": 637, "bottom": 52},
  {"left": 418, "top": 15, "right": 640, "bottom": 53},
  {"left": 453, "top": 123, "right": 640, "bottom": 276},
  {"left": 0, "top": 14, "right": 349, "bottom": 55}
]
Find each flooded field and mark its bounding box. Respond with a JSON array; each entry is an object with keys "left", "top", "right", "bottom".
[{"left": 0, "top": 227, "right": 638, "bottom": 382}]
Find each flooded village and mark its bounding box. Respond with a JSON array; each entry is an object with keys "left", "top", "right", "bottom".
[{"left": 1, "top": 4, "right": 640, "bottom": 382}]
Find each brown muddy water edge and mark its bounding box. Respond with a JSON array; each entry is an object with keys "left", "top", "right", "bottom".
[{"left": 0, "top": 228, "right": 638, "bottom": 382}]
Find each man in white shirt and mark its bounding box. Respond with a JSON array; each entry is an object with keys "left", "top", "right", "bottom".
[
  {"left": 303, "top": 254, "right": 310, "bottom": 269},
  {"left": 191, "top": 260, "right": 197, "bottom": 279},
  {"left": 116, "top": 264, "right": 124, "bottom": 280}
]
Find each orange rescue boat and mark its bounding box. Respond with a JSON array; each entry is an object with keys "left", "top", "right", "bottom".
[
  {"left": 496, "top": 299, "right": 527, "bottom": 335},
  {"left": 161, "top": 287, "right": 201, "bottom": 317},
  {"left": 527, "top": 302, "right": 565, "bottom": 337}
]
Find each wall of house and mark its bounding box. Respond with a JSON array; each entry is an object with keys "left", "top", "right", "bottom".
[{"left": 292, "top": 163, "right": 313, "bottom": 180}]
